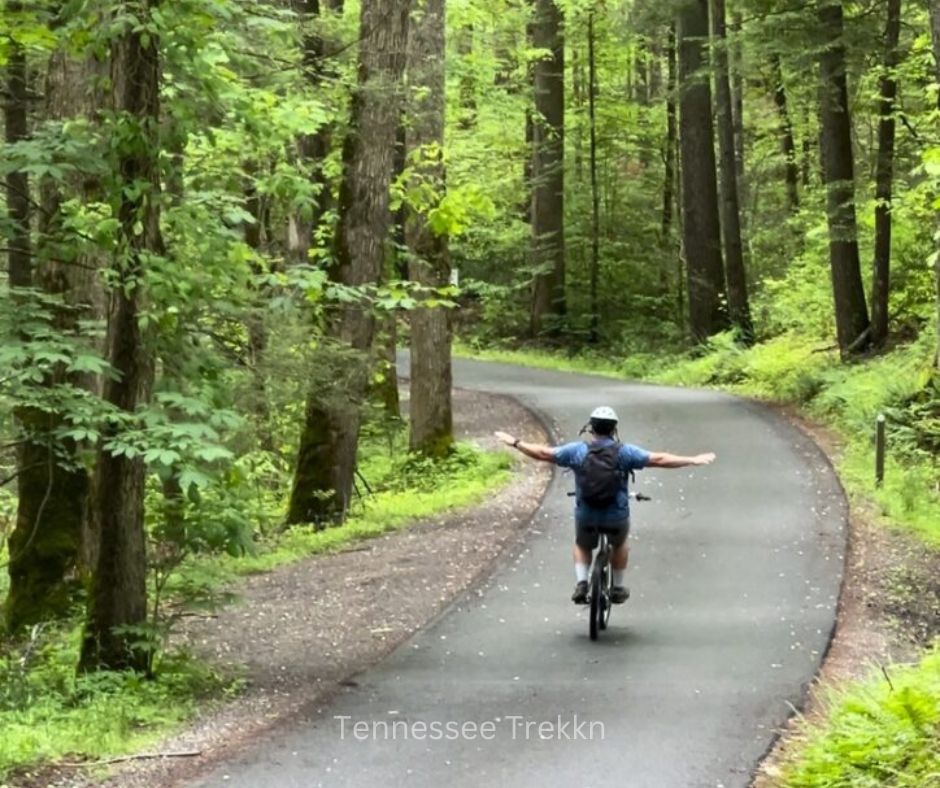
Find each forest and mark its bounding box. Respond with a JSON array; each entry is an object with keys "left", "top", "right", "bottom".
[{"left": 1, "top": 0, "right": 939, "bottom": 784}]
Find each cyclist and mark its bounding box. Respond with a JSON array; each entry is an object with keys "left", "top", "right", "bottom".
[{"left": 495, "top": 406, "right": 715, "bottom": 605}]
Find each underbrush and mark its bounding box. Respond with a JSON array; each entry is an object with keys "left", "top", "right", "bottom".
[
  {"left": 0, "top": 625, "right": 238, "bottom": 781},
  {"left": 649, "top": 330, "right": 939, "bottom": 545},
  {"left": 780, "top": 646, "right": 940, "bottom": 788}
]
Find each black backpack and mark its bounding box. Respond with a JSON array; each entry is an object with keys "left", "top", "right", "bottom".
[{"left": 579, "top": 442, "right": 624, "bottom": 508}]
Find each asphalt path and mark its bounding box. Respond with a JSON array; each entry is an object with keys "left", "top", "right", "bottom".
[{"left": 194, "top": 358, "right": 846, "bottom": 788}]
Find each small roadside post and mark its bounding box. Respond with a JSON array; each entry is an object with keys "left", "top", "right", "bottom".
[{"left": 875, "top": 413, "right": 886, "bottom": 487}]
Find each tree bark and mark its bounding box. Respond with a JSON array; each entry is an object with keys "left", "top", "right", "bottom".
[
  {"left": 770, "top": 54, "right": 800, "bottom": 213},
  {"left": 677, "top": 0, "right": 727, "bottom": 342},
  {"left": 662, "top": 26, "right": 677, "bottom": 246},
  {"left": 711, "top": 0, "right": 753, "bottom": 343},
  {"left": 288, "top": 0, "right": 411, "bottom": 523},
  {"left": 3, "top": 34, "right": 111, "bottom": 632},
  {"left": 730, "top": 13, "right": 746, "bottom": 215},
  {"left": 407, "top": 0, "right": 452, "bottom": 457},
  {"left": 80, "top": 1, "right": 163, "bottom": 673},
  {"left": 529, "top": 0, "right": 565, "bottom": 338},
  {"left": 588, "top": 11, "right": 600, "bottom": 343},
  {"left": 870, "top": 0, "right": 901, "bottom": 349},
  {"left": 817, "top": 0, "right": 870, "bottom": 358}
]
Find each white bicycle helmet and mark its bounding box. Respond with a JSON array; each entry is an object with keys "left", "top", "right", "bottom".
[{"left": 589, "top": 406, "right": 619, "bottom": 423}]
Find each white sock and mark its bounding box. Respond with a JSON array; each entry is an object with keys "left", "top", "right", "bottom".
[
  {"left": 612, "top": 569, "right": 625, "bottom": 587},
  {"left": 575, "top": 563, "right": 589, "bottom": 583}
]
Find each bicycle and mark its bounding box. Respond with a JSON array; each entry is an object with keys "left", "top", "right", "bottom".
[{"left": 584, "top": 492, "right": 650, "bottom": 641}]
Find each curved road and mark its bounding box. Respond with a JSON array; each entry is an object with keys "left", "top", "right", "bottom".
[{"left": 195, "top": 359, "right": 846, "bottom": 788}]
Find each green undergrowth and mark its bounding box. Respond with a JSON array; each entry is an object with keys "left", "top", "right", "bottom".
[
  {"left": 780, "top": 647, "right": 940, "bottom": 788},
  {"left": 0, "top": 626, "right": 240, "bottom": 782},
  {"left": 181, "top": 440, "right": 511, "bottom": 583}
]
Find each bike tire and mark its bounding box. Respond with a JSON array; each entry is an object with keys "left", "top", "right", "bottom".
[
  {"left": 599, "top": 565, "right": 612, "bottom": 630},
  {"left": 589, "top": 569, "right": 601, "bottom": 641}
]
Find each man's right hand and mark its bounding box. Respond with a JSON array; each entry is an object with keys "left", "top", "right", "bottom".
[
  {"left": 494, "top": 431, "right": 517, "bottom": 447},
  {"left": 692, "top": 452, "right": 717, "bottom": 466}
]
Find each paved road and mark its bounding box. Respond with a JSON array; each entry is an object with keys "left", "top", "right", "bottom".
[{"left": 194, "top": 359, "right": 846, "bottom": 788}]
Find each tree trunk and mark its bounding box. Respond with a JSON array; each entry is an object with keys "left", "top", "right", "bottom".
[
  {"left": 588, "top": 12, "right": 600, "bottom": 343},
  {"left": 770, "top": 54, "right": 800, "bottom": 213},
  {"left": 870, "top": 0, "right": 901, "bottom": 349},
  {"left": 711, "top": 0, "right": 753, "bottom": 343},
  {"left": 80, "top": 0, "right": 163, "bottom": 673},
  {"left": 677, "top": 0, "right": 727, "bottom": 342},
  {"left": 407, "top": 0, "right": 452, "bottom": 456},
  {"left": 817, "top": 0, "right": 870, "bottom": 358},
  {"left": 288, "top": 0, "right": 411, "bottom": 523},
  {"left": 288, "top": 0, "right": 343, "bottom": 264},
  {"left": 662, "top": 26, "right": 677, "bottom": 246},
  {"left": 529, "top": 0, "right": 565, "bottom": 338},
  {"left": 730, "top": 13, "right": 747, "bottom": 214},
  {"left": 3, "top": 37, "right": 111, "bottom": 632}
]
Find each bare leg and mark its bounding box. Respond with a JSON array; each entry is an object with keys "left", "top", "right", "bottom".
[{"left": 611, "top": 542, "right": 630, "bottom": 571}]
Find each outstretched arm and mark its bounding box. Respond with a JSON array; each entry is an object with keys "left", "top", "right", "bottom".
[
  {"left": 494, "top": 431, "right": 556, "bottom": 462},
  {"left": 647, "top": 451, "right": 716, "bottom": 468}
]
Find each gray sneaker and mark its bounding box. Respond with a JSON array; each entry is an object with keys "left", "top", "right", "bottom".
[{"left": 610, "top": 585, "right": 630, "bottom": 604}]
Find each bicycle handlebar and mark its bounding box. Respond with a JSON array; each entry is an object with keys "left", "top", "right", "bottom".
[{"left": 566, "top": 491, "right": 652, "bottom": 501}]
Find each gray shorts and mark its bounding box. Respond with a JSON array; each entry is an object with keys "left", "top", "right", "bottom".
[{"left": 575, "top": 518, "right": 630, "bottom": 550}]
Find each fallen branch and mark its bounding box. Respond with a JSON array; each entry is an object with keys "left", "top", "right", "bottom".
[{"left": 60, "top": 750, "right": 202, "bottom": 768}]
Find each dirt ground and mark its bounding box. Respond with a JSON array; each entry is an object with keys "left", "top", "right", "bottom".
[
  {"left": 24, "top": 388, "right": 551, "bottom": 788},
  {"left": 752, "top": 408, "right": 940, "bottom": 787}
]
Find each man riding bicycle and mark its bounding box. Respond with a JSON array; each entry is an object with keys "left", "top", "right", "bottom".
[{"left": 496, "top": 407, "right": 715, "bottom": 605}]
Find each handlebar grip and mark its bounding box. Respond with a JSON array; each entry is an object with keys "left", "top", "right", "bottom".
[{"left": 635, "top": 493, "right": 652, "bottom": 502}]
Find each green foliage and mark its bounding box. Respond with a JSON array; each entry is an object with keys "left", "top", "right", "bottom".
[
  {"left": 781, "top": 647, "right": 940, "bottom": 788},
  {"left": 0, "top": 624, "right": 239, "bottom": 780}
]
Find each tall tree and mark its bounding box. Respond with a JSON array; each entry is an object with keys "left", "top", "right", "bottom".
[
  {"left": 677, "top": 0, "right": 727, "bottom": 341},
  {"left": 770, "top": 54, "right": 800, "bottom": 213},
  {"left": 288, "top": 0, "right": 411, "bottom": 524},
  {"left": 870, "top": 0, "right": 901, "bottom": 348},
  {"left": 5, "top": 37, "right": 109, "bottom": 632},
  {"left": 661, "top": 25, "right": 677, "bottom": 246},
  {"left": 588, "top": 9, "right": 600, "bottom": 343},
  {"left": 80, "top": 0, "right": 164, "bottom": 672},
  {"left": 529, "top": 0, "right": 565, "bottom": 337},
  {"left": 817, "top": 0, "right": 870, "bottom": 357},
  {"left": 407, "top": 0, "right": 453, "bottom": 457},
  {"left": 711, "top": 0, "right": 752, "bottom": 343}
]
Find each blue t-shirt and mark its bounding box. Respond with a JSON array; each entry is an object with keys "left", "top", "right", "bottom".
[{"left": 553, "top": 438, "right": 651, "bottom": 523}]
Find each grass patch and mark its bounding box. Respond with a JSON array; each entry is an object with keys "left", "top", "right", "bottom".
[
  {"left": 780, "top": 647, "right": 940, "bottom": 788},
  {"left": 0, "top": 625, "right": 240, "bottom": 781},
  {"left": 195, "top": 441, "right": 511, "bottom": 579}
]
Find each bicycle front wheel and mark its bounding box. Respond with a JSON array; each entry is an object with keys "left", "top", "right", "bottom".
[{"left": 589, "top": 568, "right": 601, "bottom": 641}]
